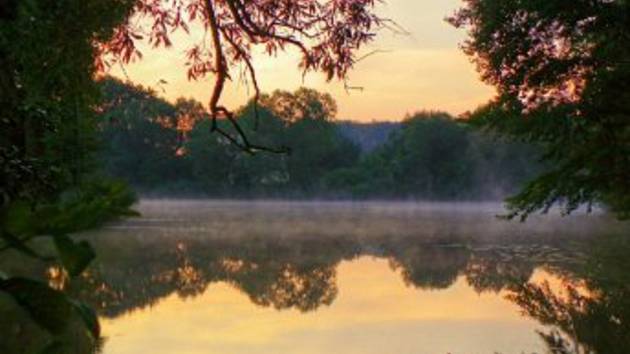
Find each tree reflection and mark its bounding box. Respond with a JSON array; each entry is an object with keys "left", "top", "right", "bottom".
[
  {"left": 387, "top": 244, "right": 470, "bottom": 290},
  {"left": 230, "top": 262, "right": 338, "bottom": 312},
  {"left": 3, "top": 230, "right": 629, "bottom": 353},
  {"left": 61, "top": 236, "right": 357, "bottom": 317},
  {"left": 54, "top": 234, "right": 591, "bottom": 319},
  {"left": 465, "top": 250, "right": 535, "bottom": 294},
  {"left": 505, "top": 236, "right": 630, "bottom": 354}
]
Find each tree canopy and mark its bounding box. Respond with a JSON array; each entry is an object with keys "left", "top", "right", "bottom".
[
  {"left": 98, "top": 78, "right": 363, "bottom": 195},
  {"left": 450, "top": 0, "right": 630, "bottom": 219},
  {"left": 102, "top": 0, "right": 387, "bottom": 152},
  {"left": 1, "top": 0, "right": 138, "bottom": 351},
  {"left": 96, "top": 80, "right": 540, "bottom": 200}
]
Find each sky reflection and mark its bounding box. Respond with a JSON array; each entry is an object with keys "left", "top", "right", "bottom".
[
  {"left": 3, "top": 201, "right": 628, "bottom": 354},
  {"left": 101, "top": 257, "right": 546, "bottom": 354}
]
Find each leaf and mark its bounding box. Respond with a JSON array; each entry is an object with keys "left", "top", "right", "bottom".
[
  {"left": 53, "top": 235, "right": 96, "bottom": 277},
  {"left": 2, "top": 201, "right": 37, "bottom": 237},
  {"left": 1, "top": 277, "right": 102, "bottom": 347},
  {"left": 0, "top": 230, "right": 53, "bottom": 261},
  {"left": 39, "top": 341, "right": 70, "bottom": 354},
  {"left": 70, "top": 300, "right": 101, "bottom": 338},
  {"left": 0, "top": 277, "right": 73, "bottom": 335}
]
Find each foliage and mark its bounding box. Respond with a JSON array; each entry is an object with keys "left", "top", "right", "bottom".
[
  {"left": 388, "top": 112, "right": 474, "bottom": 198},
  {"left": 0, "top": 176, "right": 138, "bottom": 344},
  {"left": 98, "top": 77, "right": 189, "bottom": 187},
  {"left": 100, "top": 81, "right": 364, "bottom": 196},
  {"left": 97, "top": 82, "right": 542, "bottom": 199},
  {"left": 325, "top": 111, "right": 541, "bottom": 199},
  {"left": 184, "top": 119, "right": 235, "bottom": 193},
  {"left": 450, "top": 0, "right": 630, "bottom": 219},
  {"left": 1, "top": 0, "right": 136, "bottom": 349},
  {"left": 260, "top": 88, "right": 338, "bottom": 123},
  {"left": 272, "top": 89, "right": 360, "bottom": 191},
  {"left": 100, "top": 0, "right": 386, "bottom": 152},
  {"left": 0, "top": 0, "right": 135, "bottom": 206},
  {"left": 3, "top": 179, "right": 137, "bottom": 241}
]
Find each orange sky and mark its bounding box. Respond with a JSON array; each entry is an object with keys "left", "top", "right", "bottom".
[{"left": 109, "top": 0, "right": 495, "bottom": 122}]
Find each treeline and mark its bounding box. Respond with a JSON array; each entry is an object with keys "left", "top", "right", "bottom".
[{"left": 98, "top": 77, "right": 541, "bottom": 199}]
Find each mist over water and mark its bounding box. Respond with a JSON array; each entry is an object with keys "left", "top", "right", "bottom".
[
  {"left": 110, "top": 199, "right": 623, "bottom": 243},
  {"left": 3, "top": 200, "right": 629, "bottom": 354},
  {"left": 90, "top": 201, "right": 630, "bottom": 353}
]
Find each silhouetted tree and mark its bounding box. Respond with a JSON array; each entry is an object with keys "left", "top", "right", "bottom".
[
  {"left": 450, "top": 0, "right": 630, "bottom": 219},
  {"left": 104, "top": 0, "right": 386, "bottom": 152}
]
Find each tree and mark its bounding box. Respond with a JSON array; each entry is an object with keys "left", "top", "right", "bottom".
[
  {"left": 321, "top": 112, "right": 541, "bottom": 199},
  {"left": 466, "top": 131, "right": 544, "bottom": 200},
  {"left": 185, "top": 119, "right": 238, "bottom": 193},
  {"left": 260, "top": 88, "right": 338, "bottom": 123},
  {"left": 347, "top": 112, "right": 474, "bottom": 199},
  {"left": 96, "top": 82, "right": 363, "bottom": 196},
  {"left": 1, "top": 0, "right": 135, "bottom": 206},
  {"left": 99, "top": 77, "right": 183, "bottom": 186},
  {"left": 185, "top": 87, "right": 360, "bottom": 194},
  {"left": 391, "top": 112, "right": 473, "bottom": 198},
  {"left": 258, "top": 88, "right": 360, "bottom": 191},
  {"left": 450, "top": 0, "right": 630, "bottom": 219},
  {"left": 102, "top": 0, "right": 387, "bottom": 152},
  {"left": 174, "top": 98, "right": 208, "bottom": 143},
  {"left": 227, "top": 103, "right": 290, "bottom": 192},
  {"left": 1, "top": 0, "right": 137, "bottom": 351}
]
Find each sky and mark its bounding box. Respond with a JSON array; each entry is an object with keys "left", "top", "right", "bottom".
[{"left": 109, "top": 0, "right": 495, "bottom": 122}]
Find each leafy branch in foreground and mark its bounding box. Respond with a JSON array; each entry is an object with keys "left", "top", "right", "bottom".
[
  {"left": 101, "top": 0, "right": 389, "bottom": 153},
  {"left": 451, "top": 0, "right": 630, "bottom": 220},
  {"left": 0, "top": 178, "right": 137, "bottom": 353}
]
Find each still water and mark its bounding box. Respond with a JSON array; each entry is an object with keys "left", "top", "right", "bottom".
[{"left": 4, "top": 200, "right": 630, "bottom": 354}]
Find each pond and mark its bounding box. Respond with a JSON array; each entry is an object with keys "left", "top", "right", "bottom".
[{"left": 2, "top": 200, "right": 630, "bottom": 354}]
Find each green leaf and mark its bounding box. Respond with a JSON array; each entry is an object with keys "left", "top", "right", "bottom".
[
  {"left": 0, "top": 277, "right": 73, "bottom": 335},
  {"left": 39, "top": 341, "right": 69, "bottom": 354},
  {"left": 0, "top": 230, "right": 53, "bottom": 261},
  {"left": 53, "top": 235, "right": 96, "bottom": 277},
  {"left": 2, "top": 201, "right": 37, "bottom": 237},
  {"left": 70, "top": 300, "right": 101, "bottom": 338}
]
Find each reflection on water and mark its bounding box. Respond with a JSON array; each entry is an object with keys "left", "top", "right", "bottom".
[{"left": 1, "top": 201, "right": 629, "bottom": 354}]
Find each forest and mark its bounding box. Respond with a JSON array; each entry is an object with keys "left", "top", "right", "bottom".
[{"left": 98, "top": 77, "right": 541, "bottom": 200}]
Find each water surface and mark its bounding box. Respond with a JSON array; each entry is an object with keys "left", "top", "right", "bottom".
[{"left": 3, "top": 200, "right": 630, "bottom": 354}]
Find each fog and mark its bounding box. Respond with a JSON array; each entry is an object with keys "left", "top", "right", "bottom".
[
  {"left": 105, "top": 199, "right": 626, "bottom": 244},
  {"left": 5, "top": 199, "right": 628, "bottom": 354}
]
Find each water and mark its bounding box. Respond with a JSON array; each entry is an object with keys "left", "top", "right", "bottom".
[{"left": 2, "top": 200, "right": 630, "bottom": 354}]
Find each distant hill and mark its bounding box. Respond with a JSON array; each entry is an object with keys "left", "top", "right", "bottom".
[{"left": 337, "top": 121, "right": 401, "bottom": 153}]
